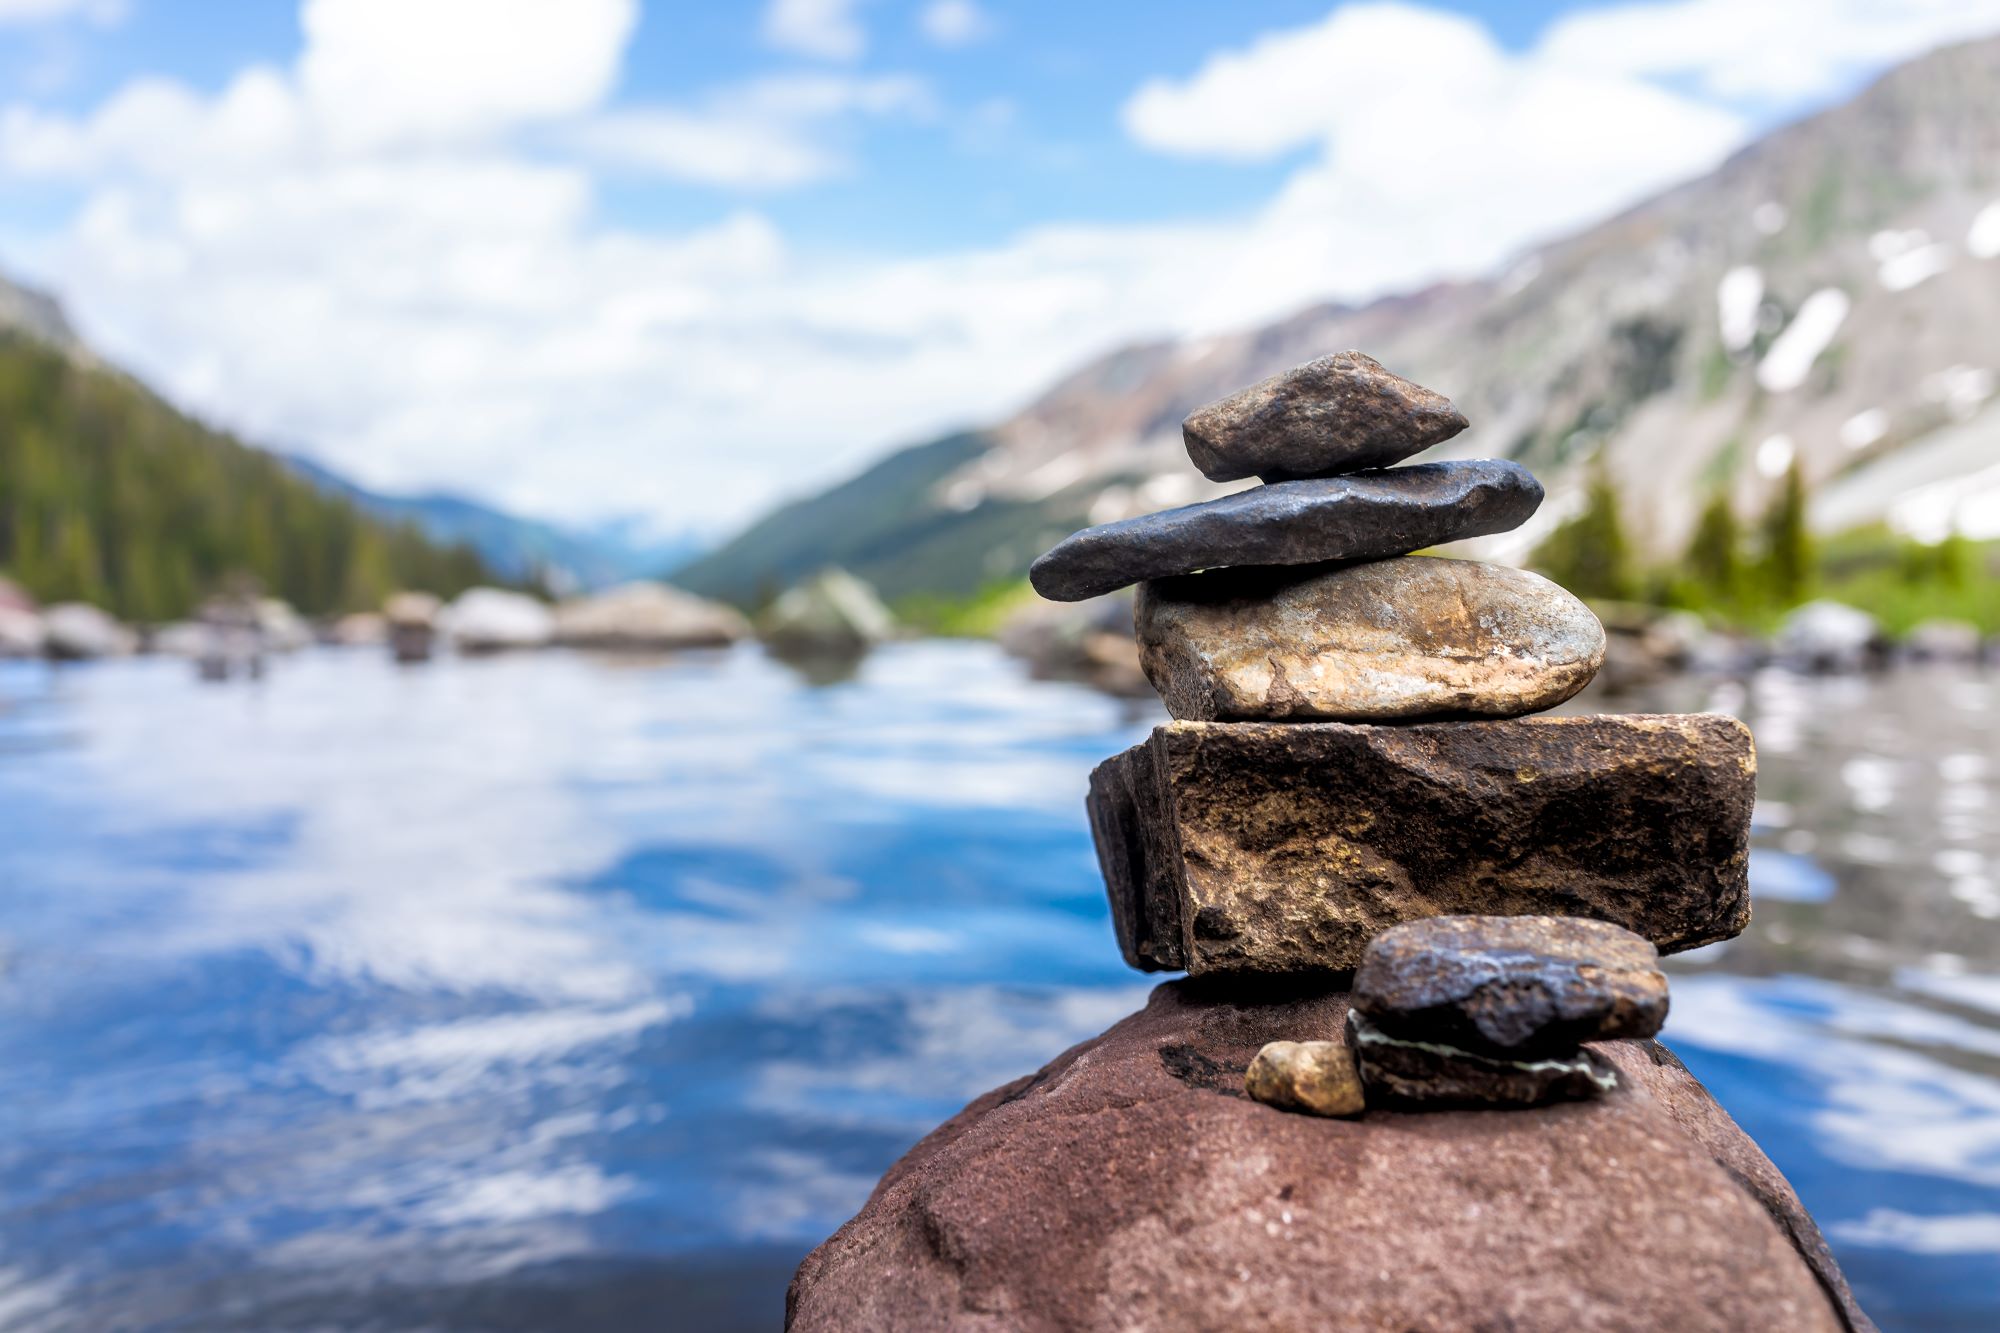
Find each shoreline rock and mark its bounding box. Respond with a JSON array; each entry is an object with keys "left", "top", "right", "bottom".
[
  {"left": 553, "top": 580, "right": 750, "bottom": 651},
  {"left": 761, "top": 569, "right": 897, "bottom": 659},
  {"left": 442, "top": 587, "right": 554, "bottom": 653},
  {"left": 787, "top": 982, "right": 1872, "bottom": 1333}
]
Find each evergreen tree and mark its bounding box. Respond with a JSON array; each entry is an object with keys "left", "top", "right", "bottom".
[
  {"left": 1684, "top": 489, "right": 1743, "bottom": 607},
  {"left": 1530, "top": 460, "right": 1637, "bottom": 601},
  {"left": 1756, "top": 458, "right": 1813, "bottom": 607},
  {"left": 1935, "top": 530, "right": 1974, "bottom": 589},
  {"left": 0, "top": 331, "right": 502, "bottom": 620}
]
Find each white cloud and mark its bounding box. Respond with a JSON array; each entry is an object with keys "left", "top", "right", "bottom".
[
  {"left": 1, "top": 0, "right": 1992, "bottom": 536},
  {"left": 919, "top": 0, "right": 992, "bottom": 48},
  {"left": 299, "top": 0, "right": 637, "bottom": 149},
  {"left": 569, "top": 74, "right": 932, "bottom": 189},
  {"left": 0, "top": 0, "right": 121, "bottom": 26},
  {"left": 762, "top": 0, "right": 867, "bottom": 62},
  {"left": 1539, "top": 0, "right": 2000, "bottom": 102},
  {"left": 1122, "top": 3, "right": 1746, "bottom": 327}
]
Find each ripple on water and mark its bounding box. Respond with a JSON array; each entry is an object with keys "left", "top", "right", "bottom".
[{"left": 0, "top": 648, "right": 1996, "bottom": 1330}]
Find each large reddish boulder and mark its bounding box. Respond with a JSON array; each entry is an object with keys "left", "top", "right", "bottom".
[{"left": 788, "top": 982, "right": 1871, "bottom": 1332}]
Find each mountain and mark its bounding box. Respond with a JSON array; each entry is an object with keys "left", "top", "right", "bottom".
[
  {"left": 0, "top": 274, "right": 77, "bottom": 351},
  {"left": 0, "top": 271, "right": 496, "bottom": 620},
  {"left": 679, "top": 35, "right": 2000, "bottom": 605},
  {"left": 673, "top": 431, "right": 1013, "bottom": 604},
  {"left": 283, "top": 456, "right": 703, "bottom": 594}
]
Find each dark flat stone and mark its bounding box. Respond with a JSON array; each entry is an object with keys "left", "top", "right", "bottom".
[
  {"left": 1028, "top": 461, "right": 1542, "bottom": 603},
  {"left": 1183, "top": 351, "right": 1470, "bottom": 482},
  {"left": 1086, "top": 715, "right": 1754, "bottom": 976},
  {"left": 1347, "top": 1011, "right": 1618, "bottom": 1107},
  {"left": 1353, "top": 915, "right": 1668, "bottom": 1057}
]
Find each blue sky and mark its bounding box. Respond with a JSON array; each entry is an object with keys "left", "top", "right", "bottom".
[{"left": 0, "top": 0, "right": 1995, "bottom": 534}]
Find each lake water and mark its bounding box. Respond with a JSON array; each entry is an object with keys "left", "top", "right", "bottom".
[{"left": 0, "top": 643, "right": 1995, "bottom": 1331}]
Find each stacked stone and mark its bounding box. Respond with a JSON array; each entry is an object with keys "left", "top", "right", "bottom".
[{"left": 1032, "top": 351, "right": 1757, "bottom": 1114}]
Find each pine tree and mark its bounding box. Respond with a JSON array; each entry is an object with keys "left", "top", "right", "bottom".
[
  {"left": 1530, "top": 461, "right": 1637, "bottom": 602},
  {"left": 1684, "top": 489, "right": 1743, "bottom": 606},
  {"left": 0, "top": 331, "right": 502, "bottom": 619},
  {"left": 1757, "top": 459, "right": 1813, "bottom": 607}
]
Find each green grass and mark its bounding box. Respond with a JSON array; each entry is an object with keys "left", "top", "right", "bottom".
[
  {"left": 1650, "top": 523, "right": 2000, "bottom": 636},
  {"left": 894, "top": 578, "right": 1039, "bottom": 638}
]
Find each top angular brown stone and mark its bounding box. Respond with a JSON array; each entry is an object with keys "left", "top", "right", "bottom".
[{"left": 1182, "top": 351, "right": 1470, "bottom": 483}]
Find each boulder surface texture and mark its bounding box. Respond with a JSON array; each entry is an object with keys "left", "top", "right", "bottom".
[
  {"left": 1135, "top": 556, "right": 1604, "bottom": 721},
  {"left": 1087, "top": 715, "right": 1754, "bottom": 975},
  {"left": 787, "top": 983, "right": 1873, "bottom": 1333},
  {"left": 1181, "top": 350, "right": 1470, "bottom": 483},
  {"left": 1027, "top": 461, "right": 1541, "bottom": 602}
]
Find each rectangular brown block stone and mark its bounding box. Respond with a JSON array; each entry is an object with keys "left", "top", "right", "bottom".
[{"left": 1086, "top": 714, "right": 1755, "bottom": 976}]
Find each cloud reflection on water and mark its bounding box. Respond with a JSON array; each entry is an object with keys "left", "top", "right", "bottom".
[{"left": 1, "top": 646, "right": 1998, "bottom": 1329}]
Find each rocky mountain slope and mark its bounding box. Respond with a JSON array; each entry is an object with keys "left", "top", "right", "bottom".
[{"left": 680, "top": 34, "right": 2000, "bottom": 605}]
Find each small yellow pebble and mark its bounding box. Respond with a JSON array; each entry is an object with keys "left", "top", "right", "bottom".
[{"left": 1243, "top": 1039, "right": 1365, "bottom": 1117}]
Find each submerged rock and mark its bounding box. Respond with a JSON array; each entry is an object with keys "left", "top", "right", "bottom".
[
  {"left": 330, "top": 612, "right": 388, "bottom": 647},
  {"left": 1242, "top": 1039, "right": 1364, "bottom": 1117},
  {"left": 1028, "top": 461, "right": 1543, "bottom": 602},
  {"left": 0, "top": 606, "right": 43, "bottom": 657},
  {"left": 42, "top": 603, "right": 135, "bottom": 659},
  {"left": 1347, "top": 1010, "right": 1619, "bottom": 1107},
  {"left": 1352, "top": 914, "right": 1668, "bottom": 1056},
  {"left": 0, "top": 579, "right": 42, "bottom": 656},
  {"left": 788, "top": 983, "right": 1870, "bottom": 1333},
  {"left": 1136, "top": 556, "right": 1603, "bottom": 721},
  {"left": 150, "top": 621, "right": 215, "bottom": 658},
  {"left": 384, "top": 591, "right": 442, "bottom": 663},
  {"left": 1087, "top": 715, "right": 1754, "bottom": 975},
  {"left": 1776, "top": 600, "right": 1883, "bottom": 673},
  {"left": 995, "top": 592, "right": 1149, "bottom": 697},
  {"left": 554, "top": 581, "right": 750, "bottom": 651},
  {"left": 1901, "top": 618, "right": 1982, "bottom": 663},
  {"left": 761, "top": 569, "right": 897, "bottom": 658},
  {"left": 1181, "top": 351, "right": 1469, "bottom": 483},
  {"left": 442, "top": 588, "right": 554, "bottom": 652},
  {"left": 256, "top": 599, "right": 312, "bottom": 653}
]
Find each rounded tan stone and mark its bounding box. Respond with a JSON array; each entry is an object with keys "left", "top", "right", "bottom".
[
  {"left": 1135, "top": 555, "right": 1605, "bottom": 721},
  {"left": 1243, "top": 1039, "right": 1365, "bottom": 1116}
]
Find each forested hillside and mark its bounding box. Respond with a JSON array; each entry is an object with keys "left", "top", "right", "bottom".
[{"left": 0, "top": 332, "right": 493, "bottom": 620}]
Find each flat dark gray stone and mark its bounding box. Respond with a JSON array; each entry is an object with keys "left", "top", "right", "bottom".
[
  {"left": 1028, "top": 461, "right": 1542, "bottom": 603},
  {"left": 1353, "top": 915, "right": 1668, "bottom": 1057},
  {"left": 1183, "top": 351, "right": 1470, "bottom": 482},
  {"left": 1347, "top": 1011, "right": 1619, "bottom": 1108}
]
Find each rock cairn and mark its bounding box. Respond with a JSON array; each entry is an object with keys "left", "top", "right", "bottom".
[
  {"left": 1040, "top": 350, "right": 1756, "bottom": 1112},
  {"left": 787, "top": 355, "right": 1874, "bottom": 1333}
]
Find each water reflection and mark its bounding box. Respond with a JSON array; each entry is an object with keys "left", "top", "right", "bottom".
[{"left": 0, "top": 647, "right": 1994, "bottom": 1330}]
